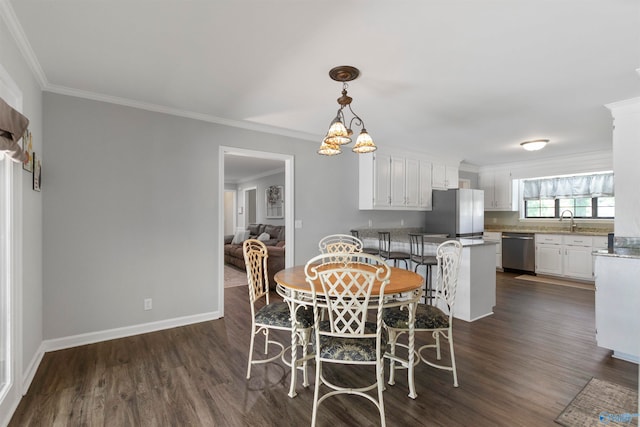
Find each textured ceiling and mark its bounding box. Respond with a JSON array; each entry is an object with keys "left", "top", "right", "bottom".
[{"left": 7, "top": 0, "right": 640, "bottom": 168}]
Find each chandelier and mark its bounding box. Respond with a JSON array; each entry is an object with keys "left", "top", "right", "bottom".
[{"left": 318, "top": 66, "right": 377, "bottom": 156}]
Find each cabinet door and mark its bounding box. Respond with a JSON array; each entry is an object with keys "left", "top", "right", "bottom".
[
  {"left": 564, "top": 245, "right": 593, "bottom": 280},
  {"left": 478, "top": 172, "right": 494, "bottom": 208},
  {"left": 493, "top": 170, "right": 513, "bottom": 210},
  {"left": 373, "top": 154, "right": 391, "bottom": 208},
  {"left": 418, "top": 160, "right": 432, "bottom": 210},
  {"left": 432, "top": 163, "right": 446, "bottom": 189},
  {"left": 390, "top": 156, "right": 406, "bottom": 207},
  {"left": 445, "top": 165, "right": 459, "bottom": 189},
  {"left": 536, "top": 243, "right": 563, "bottom": 275},
  {"left": 404, "top": 158, "right": 420, "bottom": 208}
]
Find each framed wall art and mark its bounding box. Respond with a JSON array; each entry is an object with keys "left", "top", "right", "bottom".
[
  {"left": 32, "top": 152, "right": 41, "bottom": 192},
  {"left": 22, "top": 129, "right": 33, "bottom": 172},
  {"left": 265, "top": 185, "right": 284, "bottom": 218}
]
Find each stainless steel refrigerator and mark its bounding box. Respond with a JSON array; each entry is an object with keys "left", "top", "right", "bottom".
[{"left": 423, "top": 189, "right": 485, "bottom": 238}]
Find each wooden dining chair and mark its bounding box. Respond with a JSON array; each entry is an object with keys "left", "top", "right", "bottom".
[
  {"left": 243, "top": 239, "right": 313, "bottom": 381},
  {"left": 305, "top": 252, "right": 391, "bottom": 427},
  {"left": 378, "top": 231, "right": 410, "bottom": 268},
  {"left": 383, "top": 240, "right": 463, "bottom": 391}
]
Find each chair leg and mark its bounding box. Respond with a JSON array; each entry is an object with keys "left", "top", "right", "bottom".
[
  {"left": 246, "top": 324, "right": 256, "bottom": 379},
  {"left": 301, "top": 328, "right": 310, "bottom": 388},
  {"left": 387, "top": 328, "right": 397, "bottom": 385},
  {"left": 289, "top": 326, "right": 298, "bottom": 398},
  {"left": 264, "top": 329, "right": 269, "bottom": 354},
  {"left": 435, "top": 331, "right": 442, "bottom": 360},
  {"left": 311, "top": 358, "right": 322, "bottom": 427},
  {"left": 377, "top": 358, "right": 386, "bottom": 427},
  {"left": 449, "top": 329, "right": 459, "bottom": 387}
]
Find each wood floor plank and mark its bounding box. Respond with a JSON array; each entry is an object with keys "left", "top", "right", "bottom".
[{"left": 9, "top": 271, "right": 638, "bottom": 426}]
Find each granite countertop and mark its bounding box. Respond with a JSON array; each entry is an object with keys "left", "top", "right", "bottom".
[
  {"left": 483, "top": 226, "right": 611, "bottom": 236},
  {"left": 593, "top": 248, "right": 640, "bottom": 259}
]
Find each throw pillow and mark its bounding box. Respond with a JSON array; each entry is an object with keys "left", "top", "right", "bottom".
[
  {"left": 257, "top": 232, "right": 270, "bottom": 242},
  {"left": 231, "top": 230, "right": 250, "bottom": 245}
]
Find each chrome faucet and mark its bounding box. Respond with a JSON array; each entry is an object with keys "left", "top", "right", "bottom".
[{"left": 560, "top": 209, "right": 577, "bottom": 232}]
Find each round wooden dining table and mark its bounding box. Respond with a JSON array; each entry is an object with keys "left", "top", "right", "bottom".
[{"left": 274, "top": 263, "right": 424, "bottom": 399}]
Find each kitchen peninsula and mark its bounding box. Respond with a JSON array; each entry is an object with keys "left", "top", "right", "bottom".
[
  {"left": 354, "top": 228, "right": 497, "bottom": 322},
  {"left": 592, "top": 238, "right": 640, "bottom": 363}
]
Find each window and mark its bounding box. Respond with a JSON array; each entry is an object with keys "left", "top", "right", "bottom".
[{"left": 523, "top": 172, "right": 614, "bottom": 219}]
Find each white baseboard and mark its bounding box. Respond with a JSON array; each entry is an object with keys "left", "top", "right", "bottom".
[
  {"left": 21, "top": 342, "right": 45, "bottom": 395},
  {"left": 42, "top": 311, "right": 222, "bottom": 353},
  {"left": 19, "top": 311, "right": 221, "bottom": 397}
]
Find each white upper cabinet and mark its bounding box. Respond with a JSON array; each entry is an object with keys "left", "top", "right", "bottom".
[
  {"left": 479, "top": 169, "right": 517, "bottom": 211},
  {"left": 432, "top": 163, "right": 459, "bottom": 189},
  {"left": 359, "top": 152, "right": 434, "bottom": 211},
  {"left": 372, "top": 153, "right": 392, "bottom": 208},
  {"left": 418, "top": 159, "right": 432, "bottom": 210}
]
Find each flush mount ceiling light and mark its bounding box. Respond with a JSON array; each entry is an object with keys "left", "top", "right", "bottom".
[
  {"left": 318, "top": 66, "right": 377, "bottom": 156},
  {"left": 520, "top": 139, "right": 549, "bottom": 151}
]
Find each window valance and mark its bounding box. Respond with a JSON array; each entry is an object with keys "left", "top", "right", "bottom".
[
  {"left": 0, "top": 96, "right": 29, "bottom": 163},
  {"left": 523, "top": 173, "right": 614, "bottom": 200}
]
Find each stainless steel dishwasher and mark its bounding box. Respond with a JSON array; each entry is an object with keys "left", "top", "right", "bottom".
[{"left": 502, "top": 232, "right": 535, "bottom": 273}]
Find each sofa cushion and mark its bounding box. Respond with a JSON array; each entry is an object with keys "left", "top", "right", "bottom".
[
  {"left": 247, "top": 224, "right": 261, "bottom": 235},
  {"left": 264, "top": 225, "right": 283, "bottom": 241},
  {"left": 231, "top": 230, "right": 250, "bottom": 245}
]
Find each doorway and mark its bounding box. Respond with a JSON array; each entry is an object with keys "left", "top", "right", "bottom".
[{"left": 218, "top": 147, "right": 294, "bottom": 317}]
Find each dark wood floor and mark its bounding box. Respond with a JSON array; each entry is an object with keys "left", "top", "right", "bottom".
[{"left": 9, "top": 272, "right": 638, "bottom": 426}]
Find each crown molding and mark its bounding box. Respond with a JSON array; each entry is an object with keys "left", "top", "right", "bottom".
[
  {"left": 479, "top": 149, "right": 612, "bottom": 179},
  {"left": 0, "top": 0, "right": 48, "bottom": 89},
  {"left": 45, "top": 83, "right": 321, "bottom": 142}
]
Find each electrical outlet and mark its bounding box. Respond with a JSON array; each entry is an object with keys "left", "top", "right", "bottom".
[{"left": 144, "top": 298, "right": 152, "bottom": 311}]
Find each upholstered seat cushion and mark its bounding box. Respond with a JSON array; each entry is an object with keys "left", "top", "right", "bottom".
[
  {"left": 383, "top": 304, "right": 449, "bottom": 330},
  {"left": 410, "top": 255, "right": 437, "bottom": 265},
  {"left": 384, "top": 251, "right": 410, "bottom": 259},
  {"left": 315, "top": 321, "right": 387, "bottom": 361},
  {"left": 255, "top": 302, "right": 313, "bottom": 329}
]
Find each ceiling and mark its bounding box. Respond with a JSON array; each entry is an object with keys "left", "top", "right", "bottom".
[{"left": 7, "top": 0, "right": 640, "bottom": 167}]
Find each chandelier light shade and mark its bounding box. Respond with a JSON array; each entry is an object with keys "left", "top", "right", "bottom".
[
  {"left": 520, "top": 139, "right": 549, "bottom": 151},
  {"left": 352, "top": 129, "right": 376, "bottom": 153},
  {"left": 317, "top": 139, "right": 342, "bottom": 156},
  {"left": 318, "top": 66, "right": 376, "bottom": 156}
]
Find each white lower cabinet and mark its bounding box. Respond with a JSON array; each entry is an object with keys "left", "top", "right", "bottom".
[
  {"left": 535, "top": 234, "right": 600, "bottom": 281},
  {"left": 536, "top": 242, "right": 563, "bottom": 275}
]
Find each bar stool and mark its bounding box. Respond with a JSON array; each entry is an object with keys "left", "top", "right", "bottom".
[
  {"left": 350, "top": 230, "right": 379, "bottom": 256},
  {"left": 408, "top": 233, "right": 438, "bottom": 304},
  {"left": 378, "top": 231, "right": 410, "bottom": 269}
]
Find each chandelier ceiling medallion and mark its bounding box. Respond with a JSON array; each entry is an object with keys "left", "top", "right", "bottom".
[{"left": 318, "top": 66, "right": 377, "bottom": 156}]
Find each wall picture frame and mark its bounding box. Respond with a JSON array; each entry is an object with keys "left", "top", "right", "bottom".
[
  {"left": 265, "top": 185, "right": 284, "bottom": 219},
  {"left": 22, "top": 129, "right": 33, "bottom": 172},
  {"left": 32, "top": 152, "right": 41, "bottom": 192}
]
